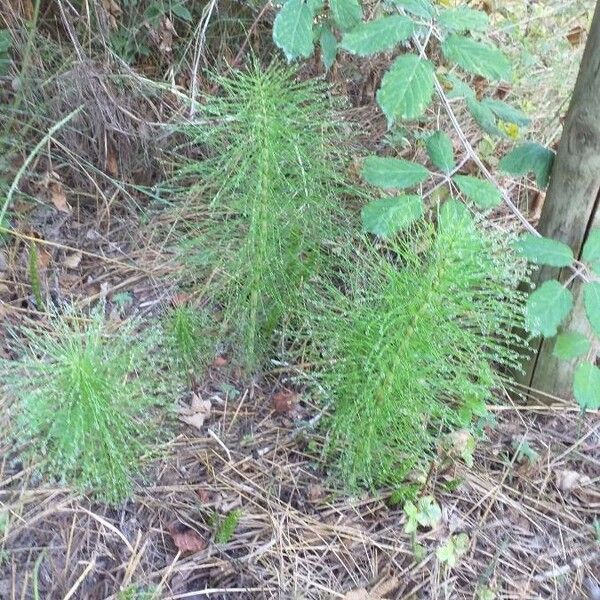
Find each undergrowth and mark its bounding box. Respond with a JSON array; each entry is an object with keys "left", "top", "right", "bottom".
[
  {"left": 177, "top": 62, "right": 355, "bottom": 371},
  {"left": 310, "top": 202, "right": 530, "bottom": 489},
  {"left": 1, "top": 309, "right": 159, "bottom": 504}
]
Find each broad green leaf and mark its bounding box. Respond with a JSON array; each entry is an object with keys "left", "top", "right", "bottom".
[
  {"left": 362, "top": 156, "right": 429, "bottom": 189},
  {"left": 439, "top": 199, "right": 473, "bottom": 230},
  {"left": 553, "top": 332, "right": 591, "bottom": 361},
  {"left": 525, "top": 280, "right": 573, "bottom": 338},
  {"left": 499, "top": 143, "right": 555, "bottom": 188},
  {"left": 171, "top": 3, "right": 192, "bottom": 21},
  {"left": 438, "top": 8, "right": 489, "bottom": 33},
  {"left": 361, "top": 195, "right": 423, "bottom": 237},
  {"left": 377, "top": 54, "right": 435, "bottom": 125},
  {"left": 573, "top": 363, "right": 600, "bottom": 411},
  {"left": 437, "top": 533, "right": 470, "bottom": 568},
  {"left": 319, "top": 26, "right": 337, "bottom": 70},
  {"left": 467, "top": 98, "right": 501, "bottom": 136},
  {"left": 426, "top": 131, "right": 455, "bottom": 172},
  {"left": 514, "top": 233, "right": 574, "bottom": 267},
  {"left": 583, "top": 282, "right": 600, "bottom": 337},
  {"left": 330, "top": 0, "right": 362, "bottom": 31},
  {"left": 481, "top": 99, "right": 530, "bottom": 127},
  {"left": 403, "top": 501, "right": 419, "bottom": 534},
  {"left": 442, "top": 34, "right": 511, "bottom": 81},
  {"left": 453, "top": 175, "right": 501, "bottom": 209},
  {"left": 273, "top": 0, "right": 315, "bottom": 61},
  {"left": 445, "top": 73, "right": 475, "bottom": 100},
  {"left": 340, "top": 15, "right": 413, "bottom": 56},
  {"left": 392, "top": 0, "right": 434, "bottom": 19},
  {"left": 416, "top": 496, "right": 441, "bottom": 527},
  {"left": 582, "top": 229, "right": 600, "bottom": 275},
  {"left": 0, "top": 30, "right": 10, "bottom": 54}
]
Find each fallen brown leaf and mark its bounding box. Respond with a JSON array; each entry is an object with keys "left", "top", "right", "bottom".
[
  {"left": 63, "top": 251, "right": 82, "bottom": 269},
  {"left": 272, "top": 389, "right": 299, "bottom": 415},
  {"left": 566, "top": 25, "right": 586, "bottom": 46},
  {"left": 168, "top": 522, "right": 207, "bottom": 554},
  {"left": 212, "top": 355, "right": 228, "bottom": 367},
  {"left": 178, "top": 394, "right": 211, "bottom": 431}
]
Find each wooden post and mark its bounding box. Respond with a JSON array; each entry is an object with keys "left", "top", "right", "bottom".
[{"left": 523, "top": 0, "right": 600, "bottom": 399}]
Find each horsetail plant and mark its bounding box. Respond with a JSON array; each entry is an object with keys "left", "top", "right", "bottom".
[
  {"left": 178, "top": 62, "right": 353, "bottom": 371},
  {"left": 309, "top": 202, "right": 530, "bottom": 489},
  {"left": 2, "top": 308, "right": 159, "bottom": 504}
]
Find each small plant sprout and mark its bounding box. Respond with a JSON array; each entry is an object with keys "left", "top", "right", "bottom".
[
  {"left": 403, "top": 496, "right": 442, "bottom": 534},
  {"left": 214, "top": 509, "right": 242, "bottom": 544},
  {"left": 2, "top": 308, "right": 158, "bottom": 504},
  {"left": 437, "top": 533, "right": 470, "bottom": 568}
]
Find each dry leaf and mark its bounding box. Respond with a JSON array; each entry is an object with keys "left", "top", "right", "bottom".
[
  {"left": 40, "top": 172, "right": 70, "bottom": 213},
  {"left": 272, "top": 389, "right": 299, "bottom": 415},
  {"left": 168, "top": 522, "right": 207, "bottom": 554},
  {"left": 63, "top": 251, "right": 82, "bottom": 269},
  {"left": 566, "top": 25, "right": 586, "bottom": 46},
  {"left": 179, "top": 394, "right": 211, "bottom": 431},
  {"left": 307, "top": 484, "right": 325, "bottom": 502},
  {"left": 171, "top": 292, "right": 191, "bottom": 307},
  {"left": 212, "top": 355, "right": 228, "bottom": 367},
  {"left": 555, "top": 469, "right": 591, "bottom": 492}
]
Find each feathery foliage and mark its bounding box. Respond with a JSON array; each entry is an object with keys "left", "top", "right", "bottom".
[
  {"left": 310, "top": 202, "right": 529, "bottom": 489},
  {"left": 2, "top": 309, "right": 158, "bottom": 504},
  {"left": 179, "top": 62, "right": 353, "bottom": 370},
  {"left": 166, "top": 304, "right": 213, "bottom": 374}
]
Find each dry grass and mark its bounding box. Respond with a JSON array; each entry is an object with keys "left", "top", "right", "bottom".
[{"left": 1, "top": 376, "right": 598, "bottom": 599}]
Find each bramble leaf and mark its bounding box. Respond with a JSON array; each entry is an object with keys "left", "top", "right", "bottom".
[
  {"left": 467, "top": 98, "right": 501, "bottom": 136},
  {"left": 453, "top": 175, "right": 501, "bottom": 209},
  {"left": 319, "top": 26, "right": 337, "bottom": 70},
  {"left": 525, "top": 280, "right": 573, "bottom": 338},
  {"left": 438, "top": 7, "right": 489, "bottom": 33},
  {"left": 514, "top": 233, "right": 574, "bottom": 267},
  {"left": 573, "top": 363, "right": 600, "bottom": 411},
  {"left": 393, "top": 0, "right": 434, "bottom": 18},
  {"left": 499, "top": 143, "right": 555, "bottom": 188},
  {"left": 442, "top": 34, "right": 511, "bottom": 81},
  {"left": 340, "top": 15, "right": 413, "bottom": 55},
  {"left": 582, "top": 229, "right": 600, "bottom": 275},
  {"left": 439, "top": 199, "right": 473, "bottom": 230},
  {"left": 377, "top": 54, "right": 435, "bottom": 124},
  {"left": 426, "top": 131, "right": 455, "bottom": 172},
  {"left": 330, "top": 0, "right": 363, "bottom": 31},
  {"left": 583, "top": 282, "right": 600, "bottom": 337},
  {"left": 362, "top": 156, "right": 429, "bottom": 189},
  {"left": 361, "top": 195, "right": 424, "bottom": 237},
  {"left": 553, "top": 332, "right": 591, "bottom": 361},
  {"left": 273, "top": 0, "right": 315, "bottom": 61},
  {"left": 481, "top": 99, "right": 530, "bottom": 127}
]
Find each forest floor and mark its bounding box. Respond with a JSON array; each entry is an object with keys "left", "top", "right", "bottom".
[{"left": 0, "top": 1, "right": 599, "bottom": 599}]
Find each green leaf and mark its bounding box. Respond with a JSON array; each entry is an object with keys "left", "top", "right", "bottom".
[
  {"left": 481, "top": 99, "right": 530, "bottom": 127},
  {"left": 437, "top": 533, "right": 470, "bottom": 568},
  {"left": 403, "top": 501, "right": 419, "bottom": 534},
  {"left": 392, "top": 0, "right": 434, "bottom": 19},
  {"left": 553, "top": 332, "right": 591, "bottom": 361},
  {"left": 525, "top": 280, "right": 573, "bottom": 338},
  {"left": 445, "top": 73, "right": 475, "bottom": 100},
  {"left": 426, "top": 131, "right": 455, "bottom": 173},
  {"left": 573, "top": 363, "right": 600, "bottom": 411},
  {"left": 362, "top": 156, "right": 429, "bottom": 189},
  {"left": 0, "top": 30, "right": 11, "bottom": 54},
  {"left": 171, "top": 3, "right": 192, "bottom": 21},
  {"left": 514, "top": 234, "right": 574, "bottom": 267},
  {"left": 361, "top": 195, "right": 424, "bottom": 237},
  {"left": 442, "top": 34, "right": 511, "bottom": 81},
  {"left": 273, "top": 0, "right": 315, "bottom": 61},
  {"left": 330, "top": 0, "right": 363, "bottom": 31},
  {"left": 319, "top": 26, "right": 337, "bottom": 70},
  {"left": 439, "top": 199, "right": 473, "bottom": 230},
  {"left": 376, "top": 54, "right": 435, "bottom": 125},
  {"left": 499, "top": 143, "right": 555, "bottom": 188},
  {"left": 453, "top": 175, "right": 501, "bottom": 209},
  {"left": 340, "top": 15, "right": 413, "bottom": 56},
  {"left": 416, "top": 496, "right": 442, "bottom": 527},
  {"left": 582, "top": 229, "right": 600, "bottom": 275},
  {"left": 467, "top": 98, "right": 500, "bottom": 136},
  {"left": 438, "top": 8, "right": 489, "bottom": 33},
  {"left": 583, "top": 282, "right": 600, "bottom": 337}
]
